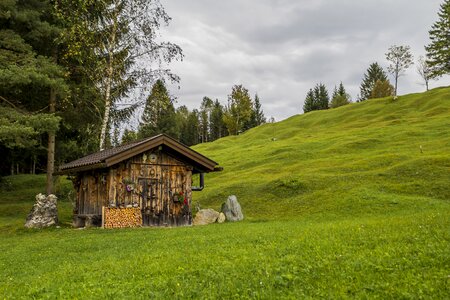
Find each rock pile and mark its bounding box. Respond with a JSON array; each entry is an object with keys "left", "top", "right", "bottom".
[
  {"left": 25, "top": 194, "right": 58, "bottom": 228},
  {"left": 193, "top": 195, "right": 244, "bottom": 226}
]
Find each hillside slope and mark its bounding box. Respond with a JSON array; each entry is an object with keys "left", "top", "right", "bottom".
[
  {"left": 0, "top": 88, "right": 449, "bottom": 298},
  {"left": 193, "top": 87, "right": 450, "bottom": 220}
]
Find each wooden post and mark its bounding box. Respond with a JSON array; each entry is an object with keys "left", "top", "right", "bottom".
[{"left": 101, "top": 206, "right": 105, "bottom": 228}]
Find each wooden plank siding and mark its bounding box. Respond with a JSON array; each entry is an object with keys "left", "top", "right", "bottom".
[{"left": 73, "top": 148, "right": 193, "bottom": 227}]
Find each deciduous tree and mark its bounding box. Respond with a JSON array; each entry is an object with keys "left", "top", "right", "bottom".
[
  {"left": 416, "top": 55, "right": 434, "bottom": 91},
  {"left": 56, "top": 0, "right": 183, "bottom": 150},
  {"left": 223, "top": 85, "right": 253, "bottom": 135},
  {"left": 199, "top": 97, "right": 213, "bottom": 143},
  {"left": 385, "top": 45, "right": 414, "bottom": 96},
  {"left": 370, "top": 80, "right": 394, "bottom": 99}
]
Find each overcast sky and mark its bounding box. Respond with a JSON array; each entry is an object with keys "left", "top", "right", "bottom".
[{"left": 158, "top": 0, "right": 450, "bottom": 122}]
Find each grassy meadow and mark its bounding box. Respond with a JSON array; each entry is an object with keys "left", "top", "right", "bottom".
[{"left": 1, "top": 87, "right": 449, "bottom": 298}]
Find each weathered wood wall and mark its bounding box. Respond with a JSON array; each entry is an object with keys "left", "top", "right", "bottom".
[{"left": 73, "top": 148, "right": 193, "bottom": 227}]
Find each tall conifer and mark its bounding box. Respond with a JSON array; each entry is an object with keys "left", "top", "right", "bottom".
[
  {"left": 425, "top": 0, "right": 450, "bottom": 77},
  {"left": 359, "top": 63, "right": 388, "bottom": 101}
]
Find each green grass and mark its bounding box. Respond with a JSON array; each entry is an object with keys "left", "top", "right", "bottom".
[{"left": 1, "top": 87, "right": 449, "bottom": 298}]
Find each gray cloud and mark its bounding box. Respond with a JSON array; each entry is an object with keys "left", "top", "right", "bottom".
[{"left": 158, "top": 0, "right": 450, "bottom": 121}]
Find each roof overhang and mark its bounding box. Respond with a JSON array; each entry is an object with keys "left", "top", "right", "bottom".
[{"left": 56, "top": 134, "right": 220, "bottom": 175}]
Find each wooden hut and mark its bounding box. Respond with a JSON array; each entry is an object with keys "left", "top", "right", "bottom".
[{"left": 57, "top": 134, "right": 221, "bottom": 228}]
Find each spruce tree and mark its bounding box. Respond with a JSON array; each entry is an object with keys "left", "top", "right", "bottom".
[
  {"left": 121, "top": 128, "right": 138, "bottom": 144},
  {"left": 253, "top": 94, "right": 266, "bottom": 126},
  {"left": 303, "top": 84, "right": 329, "bottom": 112},
  {"left": 138, "top": 80, "right": 178, "bottom": 138},
  {"left": 210, "top": 100, "right": 226, "bottom": 141},
  {"left": 330, "top": 82, "right": 351, "bottom": 108},
  {"left": 303, "top": 89, "right": 315, "bottom": 113},
  {"left": 183, "top": 109, "right": 200, "bottom": 146},
  {"left": 359, "top": 63, "right": 388, "bottom": 101},
  {"left": 0, "top": 0, "right": 69, "bottom": 192},
  {"left": 425, "top": 0, "right": 450, "bottom": 77},
  {"left": 314, "top": 83, "right": 330, "bottom": 110}
]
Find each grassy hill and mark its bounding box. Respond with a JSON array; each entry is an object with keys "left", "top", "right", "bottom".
[
  {"left": 194, "top": 87, "right": 450, "bottom": 221},
  {"left": 0, "top": 87, "right": 449, "bottom": 298}
]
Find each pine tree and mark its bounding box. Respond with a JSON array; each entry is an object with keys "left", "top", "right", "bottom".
[
  {"left": 303, "top": 89, "right": 315, "bottom": 113},
  {"left": 425, "top": 0, "right": 450, "bottom": 78},
  {"left": 313, "top": 83, "right": 329, "bottom": 110},
  {"left": 330, "top": 82, "right": 351, "bottom": 108},
  {"left": 183, "top": 109, "right": 200, "bottom": 146},
  {"left": 253, "top": 94, "right": 266, "bottom": 126},
  {"left": 138, "top": 80, "right": 178, "bottom": 138},
  {"left": 210, "top": 100, "right": 226, "bottom": 141},
  {"left": 359, "top": 63, "right": 388, "bottom": 101},
  {"left": 0, "top": 0, "right": 70, "bottom": 193},
  {"left": 303, "top": 84, "right": 329, "bottom": 112},
  {"left": 121, "top": 128, "right": 138, "bottom": 144}
]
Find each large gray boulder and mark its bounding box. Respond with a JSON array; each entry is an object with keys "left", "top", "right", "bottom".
[
  {"left": 25, "top": 194, "right": 58, "bottom": 228},
  {"left": 193, "top": 208, "right": 220, "bottom": 226},
  {"left": 221, "top": 195, "right": 244, "bottom": 221}
]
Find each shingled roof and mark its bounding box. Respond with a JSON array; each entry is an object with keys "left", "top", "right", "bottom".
[{"left": 57, "top": 134, "right": 220, "bottom": 174}]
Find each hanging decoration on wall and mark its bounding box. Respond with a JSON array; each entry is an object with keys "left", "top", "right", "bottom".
[
  {"left": 172, "top": 191, "right": 187, "bottom": 204},
  {"left": 122, "top": 177, "right": 135, "bottom": 192}
]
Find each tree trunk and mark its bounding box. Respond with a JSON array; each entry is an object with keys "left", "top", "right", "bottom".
[
  {"left": 99, "top": 72, "right": 112, "bottom": 151},
  {"left": 46, "top": 87, "right": 56, "bottom": 195},
  {"left": 32, "top": 157, "right": 36, "bottom": 175},
  {"left": 394, "top": 74, "right": 398, "bottom": 96},
  {"left": 99, "top": 15, "right": 118, "bottom": 151}
]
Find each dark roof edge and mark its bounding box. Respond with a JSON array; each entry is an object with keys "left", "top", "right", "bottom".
[
  {"left": 58, "top": 134, "right": 219, "bottom": 174},
  {"left": 105, "top": 135, "right": 218, "bottom": 171},
  {"left": 55, "top": 162, "right": 108, "bottom": 175}
]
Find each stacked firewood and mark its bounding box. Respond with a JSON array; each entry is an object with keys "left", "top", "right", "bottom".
[{"left": 103, "top": 207, "right": 142, "bottom": 228}]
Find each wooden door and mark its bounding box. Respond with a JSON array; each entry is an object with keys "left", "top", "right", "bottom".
[{"left": 139, "top": 165, "right": 191, "bottom": 226}]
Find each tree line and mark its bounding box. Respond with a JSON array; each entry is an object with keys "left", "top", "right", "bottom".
[
  {"left": 120, "top": 81, "right": 266, "bottom": 147},
  {"left": 1, "top": 0, "right": 449, "bottom": 192},
  {"left": 303, "top": 0, "right": 449, "bottom": 113}
]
